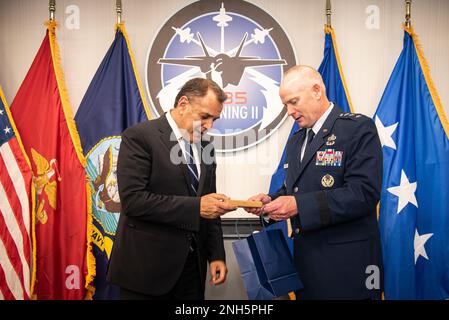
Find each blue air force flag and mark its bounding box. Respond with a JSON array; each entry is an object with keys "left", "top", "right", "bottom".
[
  {"left": 374, "top": 27, "right": 449, "bottom": 300},
  {"left": 268, "top": 26, "right": 353, "bottom": 250},
  {"left": 75, "top": 23, "right": 151, "bottom": 299}
]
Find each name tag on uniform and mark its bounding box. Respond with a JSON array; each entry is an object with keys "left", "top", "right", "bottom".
[
  {"left": 316, "top": 149, "right": 343, "bottom": 167},
  {"left": 284, "top": 163, "right": 289, "bottom": 169}
]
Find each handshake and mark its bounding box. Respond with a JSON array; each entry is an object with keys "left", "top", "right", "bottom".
[{"left": 200, "top": 193, "right": 298, "bottom": 221}]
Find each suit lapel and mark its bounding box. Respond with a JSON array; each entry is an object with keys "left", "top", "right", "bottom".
[
  {"left": 286, "top": 129, "right": 306, "bottom": 189},
  {"left": 294, "top": 106, "right": 342, "bottom": 184},
  {"left": 158, "top": 114, "right": 194, "bottom": 195}
]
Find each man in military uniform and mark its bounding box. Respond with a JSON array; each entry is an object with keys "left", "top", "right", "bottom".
[{"left": 246, "top": 66, "right": 383, "bottom": 299}]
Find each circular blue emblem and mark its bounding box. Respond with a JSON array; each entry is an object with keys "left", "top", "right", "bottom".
[
  {"left": 146, "top": 0, "right": 297, "bottom": 152},
  {"left": 85, "top": 138, "right": 121, "bottom": 236}
]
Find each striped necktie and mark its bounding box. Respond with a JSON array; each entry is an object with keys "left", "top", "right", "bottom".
[{"left": 185, "top": 141, "right": 199, "bottom": 194}]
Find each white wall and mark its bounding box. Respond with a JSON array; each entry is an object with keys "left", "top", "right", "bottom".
[{"left": 1, "top": 0, "right": 448, "bottom": 219}]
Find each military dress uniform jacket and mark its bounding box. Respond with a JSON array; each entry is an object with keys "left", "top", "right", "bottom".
[
  {"left": 106, "top": 115, "right": 225, "bottom": 296},
  {"left": 269, "top": 105, "right": 384, "bottom": 299}
]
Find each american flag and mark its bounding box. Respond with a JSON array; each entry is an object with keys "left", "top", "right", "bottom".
[{"left": 0, "top": 87, "right": 33, "bottom": 300}]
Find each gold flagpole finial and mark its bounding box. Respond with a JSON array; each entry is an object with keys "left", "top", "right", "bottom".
[
  {"left": 49, "top": 0, "right": 56, "bottom": 21},
  {"left": 116, "top": 0, "right": 123, "bottom": 24},
  {"left": 326, "top": 0, "right": 332, "bottom": 28},
  {"left": 405, "top": 0, "right": 412, "bottom": 27}
]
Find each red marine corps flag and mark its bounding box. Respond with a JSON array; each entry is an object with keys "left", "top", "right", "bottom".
[{"left": 10, "top": 21, "right": 95, "bottom": 299}]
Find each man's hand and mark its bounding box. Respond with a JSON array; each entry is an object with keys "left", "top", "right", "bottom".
[
  {"left": 209, "top": 260, "right": 227, "bottom": 286},
  {"left": 262, "top": 196, "right": 298, "bottom": 221},
  {"left": 243, "top": 194, "right": 271, "bottom": 216},
  {"left": 200, "top": 193, "right": 237, "bottom": 219}
]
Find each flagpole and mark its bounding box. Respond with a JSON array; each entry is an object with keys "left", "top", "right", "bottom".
[
  {"left": 326, "top": 0, "right": 332, "bottom": 28},
  {"left": 116, "top": 0, "right": 122, "bottom": 24},
  {"left": 49, "top": 0, "right": 56, "bottom": 21},
  {"left": 405, "top": 0, "right": 412, "bottom": 27}
]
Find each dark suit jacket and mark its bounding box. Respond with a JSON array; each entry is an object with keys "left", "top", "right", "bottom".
[
  {"left": 106, "top": 114, "right": 225, "bottom": 296},
  {"left": 269, "top": 105, "right": 384, "bottom": 299}
]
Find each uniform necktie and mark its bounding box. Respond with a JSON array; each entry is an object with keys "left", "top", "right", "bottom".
[
  {"left": 307, "top": 129, "right": 315, "bottom": 144},
  {"left": 301, "top": 129, "right": 315, "bottom": 162}
]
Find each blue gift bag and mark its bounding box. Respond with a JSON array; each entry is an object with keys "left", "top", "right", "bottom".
[{"left": 232, "top": 229, "right": 303, "bottom": 300}]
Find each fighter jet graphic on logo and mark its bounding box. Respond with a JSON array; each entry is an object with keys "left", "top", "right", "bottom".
[{"left": 158, "top": 32, "right": 286, "bottom": 88}]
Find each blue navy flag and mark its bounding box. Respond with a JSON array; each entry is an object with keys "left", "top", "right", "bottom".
[
  {"left": 267, "top": 26, "right": 353, "bottom": 251},
  {"left": 374, "top": 26, "right": 449, "bottom": 300},
  {"left": 75, "top": 23, "right": 151, "bottom": 299}
]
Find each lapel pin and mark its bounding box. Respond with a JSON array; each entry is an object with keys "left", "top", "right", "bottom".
[{"left": 326, "top": 134, "right": 337, "bottom": 146}]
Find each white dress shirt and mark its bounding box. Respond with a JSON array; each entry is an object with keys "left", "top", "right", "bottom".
[{"left": 166, "top": 110, "right": 201, "bottom": 177}]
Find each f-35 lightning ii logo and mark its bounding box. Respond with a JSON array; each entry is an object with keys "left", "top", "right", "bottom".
[{"left": 146, "top": 0, "right": 297, "bottom": 152}]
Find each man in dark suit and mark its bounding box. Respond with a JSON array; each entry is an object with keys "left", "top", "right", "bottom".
[
  {"left": 246, "top": 66, "right": 383, "bottom": 299},
  {"left": 107, "top": 78, "right": 237, "bottom": 300}
]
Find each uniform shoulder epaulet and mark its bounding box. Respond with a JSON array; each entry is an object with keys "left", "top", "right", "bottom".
[{"left": 338, "top": 112, "right": 364, "bottom": 120}]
